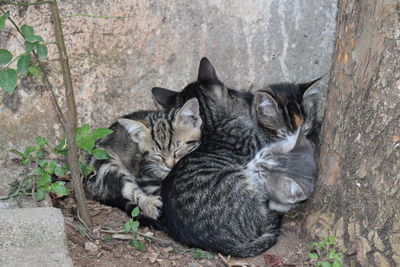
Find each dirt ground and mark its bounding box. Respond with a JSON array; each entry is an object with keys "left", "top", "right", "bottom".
[{"left": 55, "top": 193, "right": 313, "bottom": 267}]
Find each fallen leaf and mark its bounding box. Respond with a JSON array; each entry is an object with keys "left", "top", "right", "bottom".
[{"left": 264, "top": 254, "right": 284, "bottom": 266}]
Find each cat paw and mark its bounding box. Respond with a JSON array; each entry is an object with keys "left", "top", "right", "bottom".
[{"left": 139, "top": 196, "right": 163, "bottom": 219}]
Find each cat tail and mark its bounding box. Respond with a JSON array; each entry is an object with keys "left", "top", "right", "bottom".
[
  {"left": 231, "top": 233, "right": 278, "bottom": 257},
  {"left": 213, "top": 216, "right": 281, "bottom": 258},
  {"left": 229, "top": 228, "right": 279, "bottom": 257}
]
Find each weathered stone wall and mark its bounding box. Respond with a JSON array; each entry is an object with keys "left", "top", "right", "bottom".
[{"left": 0, "top": 0, "right": 337, "bottom": 195}]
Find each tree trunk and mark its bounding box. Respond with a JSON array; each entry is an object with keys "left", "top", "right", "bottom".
[{"left": 304, "top": 0, "right": 400, "bottom": 266}]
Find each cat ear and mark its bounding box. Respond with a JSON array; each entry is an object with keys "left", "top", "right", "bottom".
[
  {"left": 300, "top": 78, "right": 320, "bottom": 135},
  {"left": 254, "top": 91, "right": 287, "bottom": 134},
  {"left": 265, "top": 176, "right": 307, "bottom": 204},
  {"left": 198, "top": 57, "right": 218, "bottom": 83},
  {"left": 175, "top": 98, "right": 202, "bottom": 129},
  {"left": 118, "top": 119, "right": 149, "bottom": 144},
  {"left": 299, "top": 78, "right": 321, "bottom": 96},
  {"left": 152, "top": 87, "right": 179, "bottom": 109}
]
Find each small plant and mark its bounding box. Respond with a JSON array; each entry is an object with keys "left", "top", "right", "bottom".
[
  {"left": 9, "top": 136, "right": 69, "bottom": 201},
  {"left": 8, "top": 124, "right": 113, "bottom": 201},
  {"left": 191, "top": 248, "right": 213, "bottom": 259},
  {"left": 124, "top": 207, "right": 145, "bottom": 251},
  {"left": 308, "top": 236, "right": 344, "bottom": 267},
  {"left": 75, "top": 124, "right": 113, "bottom": 177},
  {"left": 0, "top": 11, "right": 49, "bottom": 94}
]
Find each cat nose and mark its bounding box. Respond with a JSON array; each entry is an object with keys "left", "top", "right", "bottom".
[{"left": 165, "top": 158, "right": 175, "bottom": 169}]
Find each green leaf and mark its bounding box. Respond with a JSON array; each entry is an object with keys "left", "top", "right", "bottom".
[
  {"left": 24, "top": 146, "right": 35, "bottom": 157},
  {"left": 0, "top": 49, "right": 12, "bottom": 65},
  {"left": 24, "top": 41, "right": 36, "bottom": 53},
  {"left": 17, "top": 54, "right": 31, "bottom": 75},
  {"left": 334, "top": 253, "right": 343, "bottom": 262},
  {"left": 327, "top": 249, "right": 336, "bottom": 260},
  {"left": 327, "top": 236, "right": 336, "bottom": 246},
  {"left": 191, "top": 248, "right": 213, "bottom": 259},
  {"left": 9, "top": 149, "right": 23, "bottom": 157},
  {"left": 309, "top": 253, "right": 318, "bottom": 260},
  {"left": 36, "top": 136, "right": 47, "bottom": 146},
  {"left": 92, "top": 128, "right": 113, "bottom": 139},
  {"left": 36, "top": 148, "right": 45, "bottom": 159},
  {"left": 35, "top": 189, "right": 45, "bottom": 201},
  {"left": 54, "top": 166, "right": 67, "bottom": 176},
  {"left": 80, "top": 137, "right": 95, "bottom": 153},
  {"left": 21, "top": 25, "right": 34, "bottom": 38},
  {"left": 45, "top": 160, "right": 57, "bottom": 174},
  {"left": 50, "top": 181, "right": 69, "bottom": 196},
  {"left": 92, "top": 148, "right": 110, "bottom": 159},
  {"left": 128, "top": 239, "right": 145, "bottom": 251},
  {"left": 131, "top": 220, "right": 140, "bottom": 232},
  {"left": 79, "top": 163, "right": 95, "bottom": 177},
  {"left": 28, "top": 65, "right": 41, "bottom": 77},
  {"left": 123, "top": 221, "right": 131, "bottom": 233},
  {"left": 25, "top": 35, "right": 44, "bottom": 43},
  {"left": 35, "top": 167, "right": 43, "bottom": 175},
  {"left": 53, "top": 139, "right": 68, "bottom": 155},
  {"left": 101, "top": 236, "right": 113, "bottom": 242},
  {"left": 321, "top": 262, "right": 332, "bottom": 267},
  {"left": 38, "top": 173, "right": 52, "bottom": 187},
  {"left": 0, "top": 11, "right": 10, "bottom": 31},
  {"left": 76, "top": 124, "right": 91, "bottom": 135},
  {"left": 36, "top": 44, "right": 48, "bottom": 61},
  {"left": 332, "top": 261, "right": 343, "bottom": 267},
  {"left": 22, "top": 159, "right": 30, "bottom": 166},
  {"left": 131, "top": 207, "right": 140, "bottom": 218},
  {"left": 0, "top": 68, "right": 17, "bottom": 94},
  {"left": 38, "top": 159, "right": 48, "bottom": 167}
]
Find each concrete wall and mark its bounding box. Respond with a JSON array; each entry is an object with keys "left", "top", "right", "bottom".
[{"left": 0, "top": 0, "right": 337, "bottom": 195}]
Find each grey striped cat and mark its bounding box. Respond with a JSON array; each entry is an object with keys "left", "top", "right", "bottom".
[
  {"left": 245, "top": 84, "right": 318, "bottom": 213},
  {"left": 245, "top": 128, "right": 317, "bottom": 213},
  {"left": 152, "top": 58, "right": 319, "bottom": 257},
  {"left": 85, "top": 98, "right": 202, "bottom": 224}
]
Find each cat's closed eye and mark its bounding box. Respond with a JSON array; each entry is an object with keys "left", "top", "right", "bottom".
[
  {"left": 174, "top": 142, "right": 199, "bottom": 158},
  {"left": 152, "top": 154, "right": 164, "bottom": 162}
]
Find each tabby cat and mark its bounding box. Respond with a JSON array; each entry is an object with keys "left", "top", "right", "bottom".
[
  {"left": 245, "top": 128, "right": 317, "bottom": 212},
  {"left": 85, "top": 98, "right": 202, "bottom": 223},
  {"left": 245, "top": 84, "right": 319, "bottom": 212},
  {"left": 152, "top": 58, "right": 319, "bottom": 257}
]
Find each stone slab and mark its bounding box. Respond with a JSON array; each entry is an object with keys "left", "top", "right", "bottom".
[{"left": 0, "top": 207, "right": 73, "bottom": 267}]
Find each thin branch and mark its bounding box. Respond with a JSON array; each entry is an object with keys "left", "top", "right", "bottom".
[
  {"left": 0, "top": 7, "right": 66, "bottom": 127},
  {"left": 0, "top": 51, "right": 31, "bottom": 69},
  {"left": 62, "top": 13, "right": 131, "bottom": 19},
  {"left": 49, "top": 0, "right": 91, "bottom": 228},
  {"left": 36, "top": 59, "right": 66, "bottom": 126},
  {"left": 0, "top": 1, "right": 52, "bottom": 6}
]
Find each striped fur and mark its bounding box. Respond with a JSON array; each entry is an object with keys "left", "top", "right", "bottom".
[
  {"left": 152, "top": 58, "right": 280, "bottom": 257},
  {"left": 153, "top": 58, "right": 320, "bottom": 257},
  {"left": 85, "top": 99, "right": 201, "bottom": 225},
  {"left": 245, "top": 84, "right": 319, "bottom": 212}
]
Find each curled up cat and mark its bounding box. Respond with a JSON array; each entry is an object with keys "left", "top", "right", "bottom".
[
  {"left": 152, "top": 58, "right": 320, "bottom": 257},
  {"left": 85, "top": 98, "right": 202, "bottom": 227},
  {"left": 245, "top": 128, "right": 317, "bottom": 212},
  {"left": 245, "top": 84, "right": 319, "bottom": 213}
]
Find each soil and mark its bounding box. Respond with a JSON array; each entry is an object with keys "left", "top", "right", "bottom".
[{"left": 55, "top": 193, "right": 313, "bottom": 267}]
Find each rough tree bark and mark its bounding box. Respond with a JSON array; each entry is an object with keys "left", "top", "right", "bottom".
[{"left": 304, "top": 0, "right": 399, "bottom": 266}]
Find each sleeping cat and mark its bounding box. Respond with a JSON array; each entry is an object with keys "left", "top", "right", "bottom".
[
  {"left": 245, "top": 128, "right": 317, "bottom": 212},
  {"left": 152, "top": 58, "right": 319, "bottom": 257},
  {"left": 85, "top": 98, "right": 202, "bottom": 223},
  {"left": 245, "top": 86, "right": 319, "bottom": 213}
]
